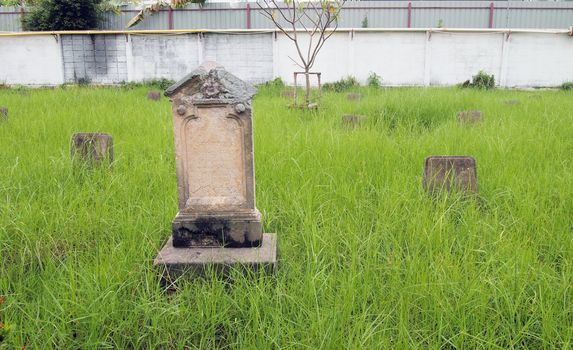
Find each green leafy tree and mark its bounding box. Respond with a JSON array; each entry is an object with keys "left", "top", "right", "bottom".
[
  {"left": 361, "top": 15, "right": 368, "bottom": 28},
  {"left": 22, "top": 0, "right": 102, "bottom": 31},
  {"left": 1, "top": 0, "right": 42, "bottom": 6}
]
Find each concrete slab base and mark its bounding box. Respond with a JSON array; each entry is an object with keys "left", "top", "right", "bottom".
[{"left": 154, "top": 233, "right": 277, "bottom": 278}]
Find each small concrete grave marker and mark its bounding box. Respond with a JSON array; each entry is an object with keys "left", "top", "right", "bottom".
[
  {"left": 0, "top": 107, "right": 7, "bottom": 121},
  {"left": 70, "top": 133, "right": 114, "bottom": 165},
  {"left": 154, "top": 62, "right": 277, "bottom": 276},
  {"left": 504, "top": 99, "right": 520, "bottom": 106},
  {"left": 346, "top": 93, "right": 362, "bottom": 101},
  {"left": 457, "top": 110, "right": 483, "bottom": 124},
  {"left": 147, "top": 91, "right": 161, "bottom": 101},
  {"left": 423, "top": 156, "right": 478, "bottom": 194},
  {"left": 342, "top": 114, "right": 367, "bottom": 128},
  {"left": 281, "top": 90, "right": 295, "bottom": 98}
]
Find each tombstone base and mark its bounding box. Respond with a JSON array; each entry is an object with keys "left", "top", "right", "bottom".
[
  {"left": 172, "top": 210, "right": 262, "bottom": 248},
  {"left": 154, "top": 233, "right": 277, "bottom": 278}
]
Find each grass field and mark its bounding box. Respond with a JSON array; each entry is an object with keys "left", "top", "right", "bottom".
[{"left": 0, "top": 84, "right": 572, "bottom": 349}]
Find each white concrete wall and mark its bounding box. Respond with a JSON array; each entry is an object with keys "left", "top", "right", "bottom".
[
  {"left": 62, "top": 35, "right": 128, "bottom": 84},
  {"left": 504, "top": 33, "right": 573, "bottom": 87},
  {"left": 274, "top": 29, "right": 573, "bottom": 88},
  {"left": 203, "top": 33, "right": 273, "bottom": 84},
  {"left": 354, "top": 32, "right": 427, "bottom": 86},
  {"left": 0, "top": 35, "right": 64, "bottom": 85},
  {"left": 105, "top": 33, "right": 272, "bottom": 84},
  {"left": 129, "top": 34, "right": 201, "bottom": 82},
  {"left": 428, "top": 32, "right": 503, "bottom": 86},
  {"left": 0, "top": 30, "right": 572, "bottom": 88}
]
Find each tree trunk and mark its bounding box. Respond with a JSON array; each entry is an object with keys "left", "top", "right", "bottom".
[{"left": 304, "top": 69, "right": 311, "bottom": 107}]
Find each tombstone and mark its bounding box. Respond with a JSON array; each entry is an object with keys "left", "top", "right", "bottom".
[
  {"left": 154, "top": 62, "right": 277, "bottom": 277},
  {"left": 423, "top": 156, "right": 478, "bottom": 194},
  {"left": 457, "top": 110, "right": 483, "bottom": 124},
  {"left": 346, "top": 93, "right": 362, "bottom": 101},
  {"left": 147, "top": 91, "right": 161, "bottom": 101},
  {"left": 342, "top": 114, "right": 367, "bottom": 128},
  {"left": 281, "top": 90, "right": 295, "bottom": 98},
  {"left": 70, "top": 133, "right": 114, "bottom": 165},
  {"left": 15, "top": 87, "right": 30, "bottom": 96},
  {"left": 0, "top": 107, "right": 7, "bottom": 121},
  {"left": 504, "top": 99, "right": 520, "bottom": 106}
]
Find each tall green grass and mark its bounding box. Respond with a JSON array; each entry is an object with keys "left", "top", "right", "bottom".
[{"left": 0, "top": 85, "right": 572, "bottom": 349}]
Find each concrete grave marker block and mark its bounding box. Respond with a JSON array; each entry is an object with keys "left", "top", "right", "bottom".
[
  {"left": 148, "top": 91, "right": 161, "bottom": 101},
  {"left": 0, "top": 107, "right": 7, "bottom": 121},
  {"left": 504, "top": 99, "right": 520, "bottom": 106},
  {"left": 346, "top": 93, "right": 362, "bottom": 101},
  {"left": 342, "top": 114, "right": 367, "bottom": 128},
  {"left": 281, "top": 90, "right": 295, "bottom": 98},
  {"left": 70, "top": 133, "right": 114, "bottom": 165},
  {"left": 423, "top": 156, "right": 478, "bottom": 194},
  {"left": 155, "top": 62, "right": 276, "bottom": 276},
  {"left": 457, "top": 110, "right": 483, "bottom": 124}
]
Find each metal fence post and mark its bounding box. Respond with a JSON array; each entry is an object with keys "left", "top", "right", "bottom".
[
  {"left": 246, "top": 3, "right": 251, "bottom": 29},
  {"left": 488, "top": 2, "right": 494, "bottom": 28},
  {"left": 168, "top": 7, "right": 173, "bottom": 30},
  {"left": 19, "top": 6, "right": 25, "bottom": 29},
  {"left": 407, "top": 2, "right": 412, "bottom": 28}
]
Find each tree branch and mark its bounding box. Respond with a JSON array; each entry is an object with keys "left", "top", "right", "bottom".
[{"left": 256, "top": 2, "right": 295, "bottom": 41}]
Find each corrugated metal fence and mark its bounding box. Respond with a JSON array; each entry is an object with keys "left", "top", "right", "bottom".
[
  {"left": 0, "top": 6, "right": 23, "bottom": 32},
  {"left": 1, "top": 1, "right": 573, "bottom": 31}
]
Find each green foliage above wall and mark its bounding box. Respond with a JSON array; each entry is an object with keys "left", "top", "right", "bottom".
[{"left": 22, "top": 0, "right": 101, "bottom": 31}]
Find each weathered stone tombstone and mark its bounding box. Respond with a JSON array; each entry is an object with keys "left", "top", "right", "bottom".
[
  {"left": 70, "top": 133, "right": 114, "bottom": 166},
  {"left": 147, "top": 91, "right": 161, "bottom": 101},
  {"left": 457, "top": 110, "right": 483, "bottom": 124},
  {"left": 504, "top": 99, "right": 520, "bottom": 106},
  {"left": 423, "top": 156, "right": 478, "bottom": 194},
  {"left": 346, "top": 93, "right": 362, "bottom": 101},
  {"left": 0, "top": 107, "right": 7, "bottom": 121},
  {"left": 342, "top": 114, "right": 368, "bottom": 128},
  {"left": 154, "top": 62, "right": 277, "bottom": 277},
  {"left": 281, "top": 90, "right": 295, "bottom": 98}
]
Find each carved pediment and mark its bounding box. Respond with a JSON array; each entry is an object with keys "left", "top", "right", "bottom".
[{"left": 164, "top": 62, "right": 256, "bottom": 105}]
